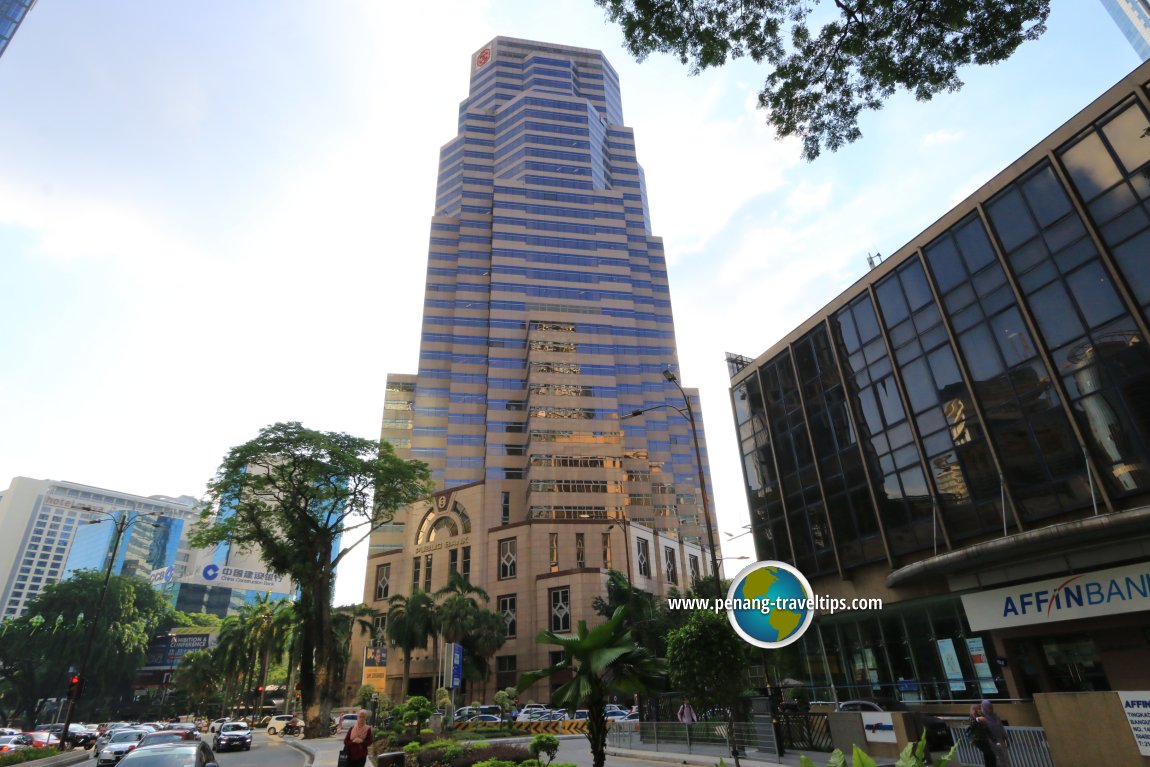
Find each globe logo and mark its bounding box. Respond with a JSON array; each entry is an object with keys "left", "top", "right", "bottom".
[{"left": 726, "top": 560, "right": 815, "bottom": 649}]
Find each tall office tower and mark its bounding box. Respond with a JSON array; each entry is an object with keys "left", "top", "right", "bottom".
[
  {"left": 1100, "top": 0, "right": 1150, "bottom": 60},
  {"left": 0, "top": 0, "right": 35, "bottom": 59},
  {"left": 0, "top": 477, "right": 200, "bottom": 617},
  {"left": 360, "top": 37, "right": 718, "bottom": 701}
]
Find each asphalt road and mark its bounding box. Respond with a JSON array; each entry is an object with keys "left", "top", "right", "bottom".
[{"left": 210, "top": 731, "right": 306, "bottom": 767}]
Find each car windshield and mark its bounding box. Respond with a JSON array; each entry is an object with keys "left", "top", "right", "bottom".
[
  {"left": 141, "top": 734, "right": 187, "bottom": 746},
  {"left": 221, "top": 725, "right": 246, "bottom": 733},
  {"left": 111, "top": 732, "right": 144, "bottom": 743},
  {"left": 120, "top": 747, "right": 199, "bottom": 767}
]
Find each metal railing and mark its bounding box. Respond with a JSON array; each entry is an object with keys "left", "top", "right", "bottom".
[
  {"left": 946, "top": 725, "right": 1053, "bottom": 767},
  {"left": 777, "top": 712, "right": 833, "bottom": 752},
  {"left": 607, "top": 720, "right": 781, "bottom": 763}
]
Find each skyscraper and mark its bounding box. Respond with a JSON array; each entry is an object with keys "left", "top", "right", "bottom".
[
  {"left": 359, "top": 37, "right": 718, "bottom": 701},
  {"left": 1099, "top": 0, "right": 1150, "bottom": 60},
  {"left": 0, "top": 0, "right": 35, "bottom": 59}
]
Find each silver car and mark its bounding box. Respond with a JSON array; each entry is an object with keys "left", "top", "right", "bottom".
[{"left": 96, "top": 730, "right": 147, "bottom": 766}]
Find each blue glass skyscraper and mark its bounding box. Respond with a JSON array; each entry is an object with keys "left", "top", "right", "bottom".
[
  {"left": 0, "top": 0, "right": 35, "bottom": 59},
  {"left": 1099, "top": 0, "right": 1150, "bottom": 60}
]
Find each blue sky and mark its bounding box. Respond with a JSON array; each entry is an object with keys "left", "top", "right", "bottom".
[{"left": 0, "top": 1, "right": 1140, "bottom": 604}]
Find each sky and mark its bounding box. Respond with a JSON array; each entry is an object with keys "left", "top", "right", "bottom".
[{"left": 0, "top": 1, "right": 1141, "bottom": 606}]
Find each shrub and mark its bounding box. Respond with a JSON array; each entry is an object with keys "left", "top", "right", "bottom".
[
  {"left": 471, "top": 760, "right": 517, "bottom": 767},
  {"left": 0, "top": 748, "right": 60, "bottom": 767},
  {"left": 528, "top": 734, "right": 559, "bottom": 767},
  {"left": 449, "top": 743, "right": 531, "bottom": 767}
]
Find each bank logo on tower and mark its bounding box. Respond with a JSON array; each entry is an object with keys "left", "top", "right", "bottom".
[
  {"left": 202, "top": 564, "right": 220, "bottom": 581},
  {"left": 727, "top": 561, "right": 815, "bottom": 649}
]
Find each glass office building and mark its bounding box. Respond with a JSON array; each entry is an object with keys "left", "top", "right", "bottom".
[
  {"left": 729, "top": 60, "right": 1150, "bottom": 702},
  {"left": 360, "top": 37, "right": 715, "bottom": 701},
  {"left": 1100, "top": 0, "right": 1150, "bottom": 61},
  {"left": 0, "top": 0, "right": 34, "bottom": 59}
]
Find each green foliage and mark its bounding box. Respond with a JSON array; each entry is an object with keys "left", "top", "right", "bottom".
[
  {"left": 528, "top": 734, "right": 559, "bottom": 766},
  {"left": 521, "top": 606, "right": 666, "bottom": 767},
  {"left": 435, "top": 687, "right": 452, "bottom": 710},
  {"left": 595, "top": 0, "right": 1051, "bottom": 161},
  {"left": 402, "top": 695, "right": 435, "bottom": 728},
  {"left": 471, "top": 760, "right": 517, "bottom": 767},
  {"left": 356, "top": 684, "right": 378, "bottom": 709},
  {"left": 403, "top": 741, "right": 423, "bottom": 754},
  {"left": 795, "top": 732, "right": 957, "bottom": 767},
  {"left": 666, "top": 609, "right": 748, "bottom": 718}
]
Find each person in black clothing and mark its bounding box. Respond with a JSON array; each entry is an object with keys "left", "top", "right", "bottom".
[{"left": 968, "top": 703, "right": 995, "bottom": 767}]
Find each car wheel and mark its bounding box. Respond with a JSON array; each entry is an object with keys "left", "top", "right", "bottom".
[{"left": 268, "top": 727, "right": 276, "bottom": 735}]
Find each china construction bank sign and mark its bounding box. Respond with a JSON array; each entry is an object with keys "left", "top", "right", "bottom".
[{"left": 961, "top": 562, "right": 1150, "bottom": 631}]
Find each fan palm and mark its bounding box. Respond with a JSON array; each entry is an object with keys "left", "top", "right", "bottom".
[{"left": 520, "top": 607, "right": 666, "bottom": 767}]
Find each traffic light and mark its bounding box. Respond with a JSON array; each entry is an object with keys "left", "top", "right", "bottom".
[
  {"left": 67, "top": 674, "right": 83, "bottom": 701},
  {"left": 257, "top": 686, "right": 263, "bottom": 693}
]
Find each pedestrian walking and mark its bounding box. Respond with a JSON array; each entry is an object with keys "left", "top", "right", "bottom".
[
  {"left": 981, "top": 700, "right": 1011, "bottom": 767},
  {"left": 968, "top": 704, "right": 995, "bottom": 767},
  {"left": 342, "top": 709, "right": 374, "bottom": 767}
]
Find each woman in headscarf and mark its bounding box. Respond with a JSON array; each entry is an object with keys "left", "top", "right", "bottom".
[
  {"left": 343, "top": 709, "right": 374, "bottom": 767},
  {"left": 981, "top": 700, "right": 1010, "bottom": 767},
  {"left": 968, "top": 703, "right": 995, "bottom": 766}
]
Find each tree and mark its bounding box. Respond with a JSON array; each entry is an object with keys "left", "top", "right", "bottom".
[
  {"left": 592, "top": 569, "right": 671, "bottom": 657},
  {"left": 191, "top": 422, "right": 433, "bottom": 737},
  {"left": 666, "top": 609, "right": 752, "bottom": 767},
  {"left": 0, "top": 571, "right": 173, "bottom": 727},
  {"left": 172, "top": 649, "right": 223, "bottom": 717},
  {"left": 520, "top": 607, "right": 666, "bottom": 767},
  {"left": 595, "top": 0, "right": 1050, "bottom": 160},
  {"left": 464, "top": 609, "right": 507, "bottom": 702},
  {"left": 332, "top": 603, "right": 379, "bottom": 698},
  {"left": 386, "top": 590, "right": 437, "bottom": 698},
  {"left": 355, "top": 684, "right": 377, "bottom": 710}
]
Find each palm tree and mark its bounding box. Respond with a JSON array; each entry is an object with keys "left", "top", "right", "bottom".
[
  {"left": 468, "top": 609, "right": 507, "bottom": 702},
  {"left": 331, "top": 603, "right": 378, "bottom": 697},
  {"left": 386, "top": 590, "right": 435, "bottom": 699},
  {"left": 520, "top": 607, "right": 666, "bottom": 767},
  {"left": 435, "top": 572, "right": 489, "bottom": 693},
  {"left": 240, "top": 595, "right": 296, "bottom": 717},
  {"left": 173, "top": 648, "right": 222, "bottom": 716}
]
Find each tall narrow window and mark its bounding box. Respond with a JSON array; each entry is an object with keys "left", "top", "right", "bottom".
[
  {"left": 424, "top": 554, "right": 433, "bottom": 592},
  {"left": 499, "top": 538, "right": 517, "bottom": 579},
  {"left": 373, "top": 614, "right": 387, "bottom": 642},
  {"left": 689, "top": 554, "right": 700, "bottom": 584},
  {"left": 549, "top": 532, "right": 559, "bottom": 573},
  {"left": 462, "top": 546, "right": 471, "bottom": 580},
  {"left": 498, "top": 594, "right": 517, "bottom": 637},
  {"left": 549, "top": 587, "right": 571, "bottom": 632},
  {"left": 411, "top": 557, "right": 421, "bottom": 593},
  {"left": 602, "top": 532, "right": 612, "bottom": 569},
  {"left": 374, "top": 564, "right": 391, "bottom": 601},
  {"left": 664, "top": 547, "right": 677, "bottom": 584},
  {"left": 637, "top": 538, "right": 651, "bottom": 577},
  {"left": 496, "top": 655, "right": 518, "bottom": 690},
  {"left": 449, "top": 548, "right": 459, "bottom": 575},
  {"left": 575, "top": 533, "right": 586, "bottom": 568},
  {"left": 501, "top": 491, "right": 510, "bottom": 524}
]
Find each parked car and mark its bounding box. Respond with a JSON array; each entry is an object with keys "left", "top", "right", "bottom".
[
  {"left": 339, "top": 713, "right": 359, "bottom": 732},
  {"left": 96, "top": 729, "right": 147, "bottom": 766},
  {"left": 207, "top": 719, "right": 227, "bottom": 734},
  {"left": 212, "top": 722, "right": 251, "bottom": 752},
  {"left": 453, "top": 706, "right": 480, "bottom": 721},
  {"left": 265, "top": 715, "right": 296, "bottom": 735},
  {"left": 605, "top": 711, "right": 629, "bottom": 722},
  {"left": 836, "top": 699, "right": 954, "bottom": 751},
  {"left": 467, "top": 715, "right": 501, "bottom": 723},
  {"left": 0, "top": 734, "right": 33, "bottom": 752},
  {"left": 119, "top": 742, "right": 218, "bottom": 767}
]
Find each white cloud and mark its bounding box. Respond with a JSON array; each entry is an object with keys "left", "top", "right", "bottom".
[{"left": 923, "top": 128, "right": 965, "bottom": 146}]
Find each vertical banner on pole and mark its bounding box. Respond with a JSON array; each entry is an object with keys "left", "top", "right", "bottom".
[{"left": 451, "top": 643, "right": 463, "bottom": 689}]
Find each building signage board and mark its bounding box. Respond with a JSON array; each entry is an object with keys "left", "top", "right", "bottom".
[
  {"left": 1119, "top": 691, "right": 1150, "bottom": 756},
  {"left": 188, "top": 561, "right": 293, "bottom": 593},
  {"left": 363, "top": 645, "right": 387, "bottom": 689},
  {"left": 936, "top": 639, "right": 966, "bottom": 692},
  {"left": 964, "top": 638, "right": 998, "bottom": 695},
  {"left": 860, "top": 713, "right": 896, "bottom": 743},
  {"left": 961, "top": 562, "right": 1150, "bottom": 631}
]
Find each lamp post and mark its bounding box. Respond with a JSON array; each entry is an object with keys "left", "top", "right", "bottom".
[
  {"left": 59, "top": 507, "right": 161, "bottom": 750},
  {"left": 621, "top": 369, "right": 722, "bottom": 591}
]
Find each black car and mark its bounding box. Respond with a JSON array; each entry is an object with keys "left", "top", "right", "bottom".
[
  {"left": 35, "top": 723, "right": 97, "bottom": 749},
  {"left": 836, "top": 699, "right": 954, "bottom": 751},
  {"left": 212, "top": 722, "right": 251, "bottom": 752}
]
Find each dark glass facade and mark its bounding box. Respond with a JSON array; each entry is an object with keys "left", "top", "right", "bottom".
[{"left": 730, "top": 62, "right": 1150, "bottom": 701}]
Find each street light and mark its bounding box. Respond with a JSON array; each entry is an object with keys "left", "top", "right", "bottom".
[
  {"left": 620, "top": 368, "right": 723, "bottom": 591},
  {"left": 59, "top": 507, "right": 161, "bottom": 749}
]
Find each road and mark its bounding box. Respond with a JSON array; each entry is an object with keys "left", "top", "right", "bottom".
[{"left": 208, "top": 731, "right": 306, "bottom": 767}]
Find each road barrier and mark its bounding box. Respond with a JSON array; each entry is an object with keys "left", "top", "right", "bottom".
[{"left": 452, "top": 720, "right": 588, "bottom": 735}]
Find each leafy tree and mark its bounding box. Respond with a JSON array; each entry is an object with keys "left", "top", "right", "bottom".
[
  {"left": 592, "top": 569, "right": 670, "bottom": 657},
  {"left": 191, "top": 421, "right": 433, "bottom": 737},
  {"left": 520, "top": 607, "right": 666, "bottom": 767},
  {"left": 595, "top": 0, "right": 1050, "bottom": 160},
  {"left": 0, "top": 571, "right": 173, "bottom": 727},
  {"left": 666, "top": 610, "right": 751, "bottom": 767},
  {"left": 332, "top": 602, "right": 379, "bottom": 697},
  {"left": 529, "top": 733, "right": 560, "bottom": 767},
  {"left": 356, "top": 684, "right": 378, "bottom": 710},
  {"left": 463, "top": 609, "right": 507, "bottom": 702},
  {"left": 172, "top": 648, "right": 223, "bottom": 717},
  {"left": 397, "top": 694, "right": 434, "bottom": 730}
]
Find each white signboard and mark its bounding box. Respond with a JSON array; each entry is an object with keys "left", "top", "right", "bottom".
[
  {"left": 860, "top": 713, "right": 896, "bottom": 743},
  {"left": 1119, "top": 691, "right": 1150, "bottom": 757},
  {"left": 188, "top": 561, "right": 292, "bottom": 592},
  {"left": 936, "top": 638, "right": 966, "bottom": 692},
  {"left": 961, "top": 562, "right": 1150, "bottom": 631}
]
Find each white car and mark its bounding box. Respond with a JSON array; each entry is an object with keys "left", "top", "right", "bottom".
[
  {"left": 266, "top": 715, "right": 296, "bottom": 735},
  {"left": 339, "top": 713, "right": 359, "bottom": 732}
]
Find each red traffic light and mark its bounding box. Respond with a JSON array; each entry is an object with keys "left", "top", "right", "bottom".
[
  {"left": 67, "top": 675, "right": 84, "bottom": 701},
  {"left": 257, "top": 686, "right": 263, "bottom": 693},
  {"left": 70, "top": 675, "right": 80, "bottom": 685}
]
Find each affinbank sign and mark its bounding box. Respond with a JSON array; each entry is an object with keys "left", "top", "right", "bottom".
[{"left": 962, "top": 562, "right": 1150, "bottom": 631}]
